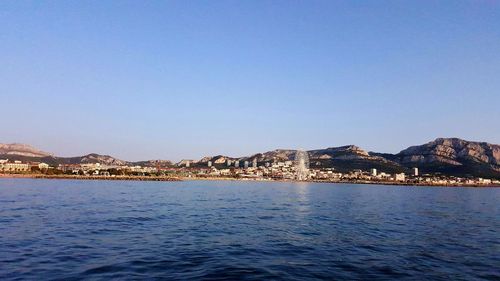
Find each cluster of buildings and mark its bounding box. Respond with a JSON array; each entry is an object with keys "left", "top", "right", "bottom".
[
  {"left": 1, "top": 158, "right": 498, "bottom": 186},
  {"left": 0, "top": 159, "right": 49, "bottom": 172},
  {"left": 0, "top": 160, "right": 160, "bottom": 176},
  {"left": 178, "top": 160, "right": 500, "bottom": 186},
  {"left": 57, "top": 163, "right": 159, "bottom": 175},
  {"left": 190, "top": 160, "right": 297, "bottom": 179}
]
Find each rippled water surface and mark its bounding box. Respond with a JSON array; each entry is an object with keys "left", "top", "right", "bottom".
[{"left": 0, "top": 179, "right": 499, "bottom": 280}]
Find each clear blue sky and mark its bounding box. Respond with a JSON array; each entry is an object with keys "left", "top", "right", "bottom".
[{"left": 1, "top": 1, "right": 499, "bottom": 161}]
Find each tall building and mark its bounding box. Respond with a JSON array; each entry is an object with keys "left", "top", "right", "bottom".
[
  {"left": 244, "top": 161, "right": 249, "bottom": 169},
  {"left": 227, "top": 159, "right": 232, "bottom": 166},
  {"left": 252, "top": 158, "right": 257, "bottom": 168},
  {"left": 234, "top": 160, "right": 239, "bottom": 168},
  {"left": 413, "top": 167, "right": 419, "bottom": 177},
  {"left": 186, "top": 161, "right": 190, "bottom": 168},
  {"left": 208, "top": 161, "right": 212, "bottom": 167},
  {"left": 370, "top": 168, "right": 377, "bottom": 176}
]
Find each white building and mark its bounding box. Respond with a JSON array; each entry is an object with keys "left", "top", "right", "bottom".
[
  {"left": 81, "top": 163, "right": 101, "bottom": 171},
  {"left": 208, "top": 161, "right": 212, "bottom": 167},
  {"left": 395, "top": 173, "right": 406, "bottom": 181},
  {"left": 370, "top": 168, "right": 377, "bottom": 176},
  {"left": 0, "top": 160, "right": 30, "bottom": 172},
  {"left": 219, "top": 169, "right": 231, "bottom": 176},
  {"left": 478, "top": 178, "right": 492, "bottom": 184},
  {"left": 379, "top": 172, "right": 391, "bottom": 179},
  {"left": 38, "top": 163, "right": 50, "bottom": 170},
  {"left": 413, "top": 167, "right": 419, "bottom": 177}
]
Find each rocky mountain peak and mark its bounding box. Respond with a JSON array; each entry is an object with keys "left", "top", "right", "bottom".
[
  {"left": 398, "top": 138, "right": 499, "bottom": 166},
  {"left": 80, "top": 154, "right": 127, "bottom": 165},
  {"left": 0, "top": 143, "right": 52, "bottom": 158}
]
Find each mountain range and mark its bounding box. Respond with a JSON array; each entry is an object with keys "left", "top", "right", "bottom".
[{"left": 0, "top": 138, "right": 498, "bottom": 178}]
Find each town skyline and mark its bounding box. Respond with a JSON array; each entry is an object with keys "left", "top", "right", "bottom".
[
  {"left": 1, "top": 137, "right": 499, "bottom": 181},
  {"left": 1, "top": 137, "right": 499, "bottom": 186}
]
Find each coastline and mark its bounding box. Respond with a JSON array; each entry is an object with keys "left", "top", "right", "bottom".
[
  {"left": 1, "top": 173, "right": 498, "bottom": 188},
  {"left": 0, "top": 174, "right": 181, "bottom": 182}
]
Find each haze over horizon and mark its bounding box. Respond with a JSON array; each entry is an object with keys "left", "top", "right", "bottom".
[{"left": 1, "top": 1, "right": 499, "bottom": 161}]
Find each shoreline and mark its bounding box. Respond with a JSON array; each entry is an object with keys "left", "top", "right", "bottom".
[
  {"left": 0, "top": 174, "right": 181, "bottom": 182},
  {"left": 1, "top": 173, "right": 498, "bottom": 188}
]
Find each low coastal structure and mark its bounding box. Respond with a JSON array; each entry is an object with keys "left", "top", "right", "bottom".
[{"left": 0, "top": 160, "right": 30, "bottom": 172}]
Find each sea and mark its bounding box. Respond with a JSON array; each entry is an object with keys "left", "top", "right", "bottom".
[{"left": 0, "top": 179, "right": 498, "bottom": 280}]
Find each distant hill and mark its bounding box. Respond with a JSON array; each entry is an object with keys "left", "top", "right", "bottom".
[
  {"left": 307, "top": 145, "right": 404, "bottom": 173},
  {"left": 192, "top": 146, "right": 404, "bottom": 173},
  {"left": 58, "top": 154, "right": 128, "bottom": 166},
  {"left": 0, "top": 143, "right": 51, "bottom": 157},
  {"left": 393, "top": 138, "right": 500, "bottom": 178},
  {"left": 131, "top": 160, "right": 173, "bottom": 168},
  {"left": 1, "top": 138, "right": 498, "bottom": 178},
  {"left": 190, "top": 139, "right": 499, "bottom": 178},
  {"left": 0, "top": 144, "right": 128, "bottom": 167}
]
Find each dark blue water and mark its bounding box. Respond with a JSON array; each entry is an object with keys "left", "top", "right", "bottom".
[{"left": 0, "top": 179, "right": 499, "bottom": 280}]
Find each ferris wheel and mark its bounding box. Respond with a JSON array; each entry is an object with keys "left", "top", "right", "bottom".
[{"left": 294, "top": 150, "right": 310, "bottom": 180}]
